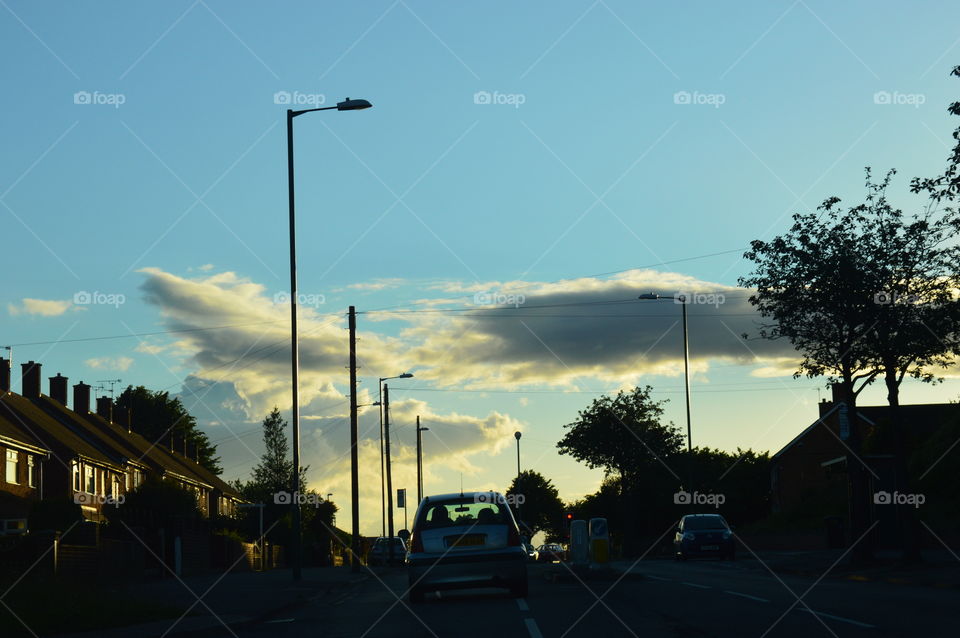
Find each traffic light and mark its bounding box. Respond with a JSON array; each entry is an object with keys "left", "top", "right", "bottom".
[{"left": 565, "top": 512, "right": 574, "bottom": 521}]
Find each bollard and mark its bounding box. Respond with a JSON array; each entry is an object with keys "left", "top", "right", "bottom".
[{"left": 589, "top": 518, "right": 609, "bottom": 564}]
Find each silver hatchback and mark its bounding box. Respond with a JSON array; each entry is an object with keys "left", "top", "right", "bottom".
[{"left": 406, "top": 492, "right": 527, "bottom": 602}]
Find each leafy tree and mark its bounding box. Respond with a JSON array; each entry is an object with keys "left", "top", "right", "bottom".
[
  {"left": 506, "top": 470, "right": 565, "bottom": 538},
  {"left": 911, "top": 65, "right": 960, "bottom": 202},
  {"left": 115, "top": 385, "right": 221, "bottom": 474}
]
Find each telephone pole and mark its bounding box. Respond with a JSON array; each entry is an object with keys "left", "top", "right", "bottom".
[
  {"left": 416, "top": 416, "right": 428, "bottom": 503},
  {"left": 384, "top": 384, "right": 395, "bottom": 562},
  {"left": 348, "top": 306, "right": 360, "bottom": 572}
]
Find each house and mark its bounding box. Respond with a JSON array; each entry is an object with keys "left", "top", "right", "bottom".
[
  {"left": 770, "top": 383, "right": 959, "bottom": 546},
  {"left": 0, "top": 357, "right": 244, "bottom": 532}
]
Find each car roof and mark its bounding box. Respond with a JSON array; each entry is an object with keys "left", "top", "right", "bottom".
[{"left": 421, "top": 491, "right": 504, "bottom": 502}]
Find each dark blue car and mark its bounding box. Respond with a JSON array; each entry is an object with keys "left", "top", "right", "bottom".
[{"left": 673, "top": 513, "right": 735, "bottom": 560}]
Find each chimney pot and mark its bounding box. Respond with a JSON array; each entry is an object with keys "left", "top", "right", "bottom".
[
  {"left": 49, "top": 373, "right": 69, "bottom": 405},
  {"left": 96, "top": 396, "right": 113, "bottom": 422},
  {"left": 114, "top": 406, "right": 132, "bottom": 433},
  {"left": 73, "top": 382, "right": 91, "bottom": 414},
  {"left": 21, "top": 361, "right": 41, "bottom": 399}
]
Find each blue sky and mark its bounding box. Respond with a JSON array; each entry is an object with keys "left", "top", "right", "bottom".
[{"left": 2, "top": 0, "right": 959, "bottom": 534}]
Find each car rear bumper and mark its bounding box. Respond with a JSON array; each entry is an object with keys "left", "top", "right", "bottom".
[
  {"left": 407, "top": 548, "right": 526, "bottom": 590},
  {"left": 675, "top": 540, "right": 734, "bottom": 557}
]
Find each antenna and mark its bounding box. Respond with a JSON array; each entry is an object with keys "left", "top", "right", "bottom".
[{"left": 95, "top": 379, "right": 122, "bottom": 398}]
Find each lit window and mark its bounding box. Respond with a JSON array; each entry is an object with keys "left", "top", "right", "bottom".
[
  {"left": 73, "top": 461, "right": 81, "bottom": 491},
  {"left": 85, "top": 465, "right": 95, "bottom": 494},
  {"left": 5, "top": 450, "right": 19, "bottom": 484},
  {"left": 27, "top": 456, "right": 36, "bottom": 488}
]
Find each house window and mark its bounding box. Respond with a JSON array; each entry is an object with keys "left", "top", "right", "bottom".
[
  {"left": 73, "top": 461, "right": 81, "bottom": 491},
  {"left": 84, "top": 465, "right": 95, "bottom": 494},
  {"left": 5, "top": 450, "right": 19, "bottom": 484},
  {"left": 27, "top": 456, "right": 36, "bottom": 488}
]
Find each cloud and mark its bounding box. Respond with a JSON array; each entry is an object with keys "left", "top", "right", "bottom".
[
  {"left": 85, "top": 356, "right": 134, "bottom": 371},
  {"left": 342, "top": 278, "right": 406, "bottom": 292},
  {"left": 7, "top": 298, "right": 76, "bottom": 317}
]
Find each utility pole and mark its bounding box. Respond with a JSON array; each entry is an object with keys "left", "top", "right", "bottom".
[
  {"left": 384, "top": 384, "right": 395, "bottom": 563},
  {"left": 416, "top": 416, "right": 423, "bottom": 503},
  {"left": 348, "top": 306, "right": 360, "bottom": 572},
  {"left": 286, "top": 108, "right": 303, "bottom": 582}
]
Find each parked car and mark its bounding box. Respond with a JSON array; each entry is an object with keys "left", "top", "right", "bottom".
[
  {"left": 406, "top": 491, "right": 528, "bottom": 602},
  {"left": 523, "top": 543, "right": 539, "bottom": 562},
  {"left": 536, "top": 543, "right": 565, "bottom": 562},
  {"left": 368, "top": 536, "right": 407, "bottom": 566},
  {"left": 673, "top": 513, "right": 735, "bottom": 560}
]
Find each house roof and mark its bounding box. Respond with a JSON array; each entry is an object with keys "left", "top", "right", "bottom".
[
  {"left": 0, "top": 408, "right": 50, "bottom": 455},
  {"left": 771, "top": 402, "right": 876, "bottom": 461},
  {"left": 0, "top": 393, "right": 119, "bottom": 469}
]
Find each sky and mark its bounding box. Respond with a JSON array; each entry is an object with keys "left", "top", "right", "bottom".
[{"left": 2, "top": 0, "right": 960, "bottom": 536}]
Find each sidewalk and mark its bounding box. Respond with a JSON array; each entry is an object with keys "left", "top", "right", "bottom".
[{"left": 53, "top": 566, "right": 368, "bottom": 638}]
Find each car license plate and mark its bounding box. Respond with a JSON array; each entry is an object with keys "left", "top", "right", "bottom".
[
  {"left": 448, "top": 534, "right": 484, "bottom": 547},
  {"left": 701, "top": 545, "right": 719, "bottom": 551}
]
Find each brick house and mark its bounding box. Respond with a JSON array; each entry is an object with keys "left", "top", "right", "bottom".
[{"left": 0, "top": 407, "right": 50, "bottom": 535}]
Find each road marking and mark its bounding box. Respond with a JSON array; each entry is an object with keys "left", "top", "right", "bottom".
[
  {"left": 723, "top": 590, "right": 769, "bottom": 603},
  {"left": 646, "top": 574, "right": 672, "bottom": 581},
  {"left": 798, "top": 608, "right": 876, "bottom": 629},
  {"left": 680, "top": 581, "right": 711, "bottom": 589},
  {"left": 524, "top": 618, "right": 544, "bottom": 638},
  {"left": 516, "top": 598, "right": 530, "bottom": 611}
]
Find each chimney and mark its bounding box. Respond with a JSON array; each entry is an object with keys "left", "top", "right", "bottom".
[
  {"left": 21, "top": 361, "right": 41, "bottom": 398},
  {"left": 114, "top": 406, "right": 132, "bottom": 433},
  {"left": 96, "top": 396, "right": 113, "bottom": 422},
  {"left": 831, "top": 383, "right": 847, "bottom": 405},
  {"left": 49, "top": 373, "right": 68, "bottom": 405},
  {"left": 818, "top": 398, "right": 833, "bottom": 417},
  {"left": 73, "top": 382, "right": 91, "bottom": 414},
  {"left": 0, "top": 357, "right": 10, "bottom": 392}
]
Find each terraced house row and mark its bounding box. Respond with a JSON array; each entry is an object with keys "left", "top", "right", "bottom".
[{"left": 0, "top": 357, "right": 243, "bottom": 535}]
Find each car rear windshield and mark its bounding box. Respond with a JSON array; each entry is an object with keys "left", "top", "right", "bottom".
[
  {"left": 417, "top": 498, "right": 510, "bottom": 530},
  {"left": 683, "top": 516, "right": 728, "bottom": 530}
]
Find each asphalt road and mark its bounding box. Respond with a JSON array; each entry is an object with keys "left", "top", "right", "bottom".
[{"left": 235, "top": 559, "right": 954, "bottom": 637}]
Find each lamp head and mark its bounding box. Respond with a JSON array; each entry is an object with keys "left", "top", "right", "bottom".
[
  {"left": 638, "top": 293, "right": 660, "bottom": 300},
  {"left": 337, "top": 97, "right": 372, "bottom": 111},
  {"left": 399, "top": 372, "right": 414, "bottom": 379},
  {"left": 514, "top": 431, "right": 522, "bottom": 440}
]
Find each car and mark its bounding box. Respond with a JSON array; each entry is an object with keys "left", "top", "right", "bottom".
[
  {"left": 522, "top": 543, "right": 539, "bottom": 562},
  {"left": 673, "top": 513, "right": 735, "bottom": 560},
  {"left": 368, "top": 536, "right": 407, "bottom": 566},
  {"left": 536, "top": 543, "right": 565, "bottom": 562},
  {"left": 406, "top": 491, "right": 528, "bottom": 602}
]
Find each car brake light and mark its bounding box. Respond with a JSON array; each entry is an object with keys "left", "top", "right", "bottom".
[{"left": 507, "top": 524, "right": 521, "bottom": 546}]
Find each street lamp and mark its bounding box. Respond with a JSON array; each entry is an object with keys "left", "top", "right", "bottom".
[
  {"left": 638, "top": 293, "right": 693, "bottom": 490},
  {"left": 416, "top": 417, "right": 430, "bottom": 503},
  {"left": 379, "top": 373, "right": 413, "bottom": 536},
  {"left": 286, "top": 96, "right": 372, "bottom": 581},
  {"left": 514, "top": 431, "right": 522, "bottom": 531}
]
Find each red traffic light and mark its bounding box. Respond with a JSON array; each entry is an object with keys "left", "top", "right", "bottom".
[{"left": 565, "top": 512, "right": 573, "bottom": 520}]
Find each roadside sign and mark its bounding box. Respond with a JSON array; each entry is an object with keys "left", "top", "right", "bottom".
[{"left": 397, "top": 488, "right": 406, "bottom": 508}]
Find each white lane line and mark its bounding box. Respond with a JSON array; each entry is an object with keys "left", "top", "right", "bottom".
[
  {"left": 798, "top": 608, "right": 876, "bottom": 629},
  {"left": 516, "top": 598, "right": 530, "bottom": 611},
  {"left": 723, "top": 590, "right": 769, "bottom": 603},
  {"left": 646, "top": 574, "right": 673, "bottom": 581},
  {"left": 524, "top": 618, "right": 544, "bottom": 638},
  {"left": 680, "top": 581, "right": 711, "bottom": 589}
]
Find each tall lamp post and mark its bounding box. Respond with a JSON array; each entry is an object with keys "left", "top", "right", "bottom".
[
  {"left": 416, "top": 416, "right": 429, "bottom": 503},
  {"left": 286, "top": 97, "right": 372, "bottom": 581},
  {"left": 379, "top": 373, "right": 412, "bottom": 536},
  {"left": 638, "top": 293, "right": 693, "bottom": 491},
  {"left": 514, "top": 431, "right": 522, "bottom": 531}
]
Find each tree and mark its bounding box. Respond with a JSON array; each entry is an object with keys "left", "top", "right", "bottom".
[
  {"left": 115, "top": 385, "right": 221, "bottom": 474},
  {"left": 911, "top": 65, "right": 960, "bottom": 203},
  {"left": 557, "top": 386, "right": 684, "bottom": 555},
  {"left": 506, "top": 470, "right": 565, "bottom": 538}
]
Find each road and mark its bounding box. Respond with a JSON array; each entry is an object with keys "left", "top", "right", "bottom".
[{"left": 236, "top": 558, "right": 953, "bottom": 637}]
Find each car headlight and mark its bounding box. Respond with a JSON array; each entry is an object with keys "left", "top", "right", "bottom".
[{"left": 682, "top": 532, "right": 696, "bottom": 541}]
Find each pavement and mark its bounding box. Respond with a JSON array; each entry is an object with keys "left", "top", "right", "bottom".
[{"left": 53, "top": 567, "right": 369, "bottom": 638}]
